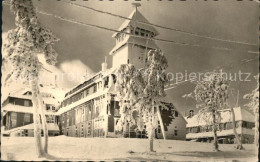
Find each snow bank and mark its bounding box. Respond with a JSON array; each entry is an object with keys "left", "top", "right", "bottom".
[{"left": 1, "top": 136, "right": 257, "bottom": 161}]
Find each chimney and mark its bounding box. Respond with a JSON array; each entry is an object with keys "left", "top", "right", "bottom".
[
  {"left": 189, "top": 110, "right": 194, "bottom": 117},
  {"left": 102, "top": 56, "right": 108, "bottom": 71}
]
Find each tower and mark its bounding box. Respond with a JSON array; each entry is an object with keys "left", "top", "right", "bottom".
[{"left": 109, "top": 4, "right": 159, "bottom": 69}]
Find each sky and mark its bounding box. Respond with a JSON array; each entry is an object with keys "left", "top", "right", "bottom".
[{"left": 2, "top": 0, "right": 259, "bottom": 115}]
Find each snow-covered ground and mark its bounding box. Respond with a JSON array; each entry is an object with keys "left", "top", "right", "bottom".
[{"left": 1, "top": 136, "right": 258, "bottom": 161}]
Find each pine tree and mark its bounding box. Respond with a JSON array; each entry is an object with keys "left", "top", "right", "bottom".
[
  {"left": 4, "top": 0, "right": 59, "bottom": 156},
  {"left": 194, "top": 71, "right": 229, "bottom": 152},
  {"left": 243, "top": 74, "right": 259, "bottom": 147}
]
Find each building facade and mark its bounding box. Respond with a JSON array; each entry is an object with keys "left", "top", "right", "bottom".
[
  {"left": 185, "top": 107, "right": 255, "bottom": 144},
  {"left": 2, "top": 86, "right": 63, "bottom": 137},
  {"left": 57, "top": 7, "right": 187, "bottom": 140}
]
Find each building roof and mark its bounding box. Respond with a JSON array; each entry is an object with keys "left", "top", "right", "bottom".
[
  {"left": 2, "top": 85, "right": 66, "bottom": 107},
  {"left": 185, "top": 107, "right": 254, "bottom": 128},
  {"left": 112, "top": 9, "right": 159, "bottom": 38},
  {"left": 63, "top": 67, "right": 117, "bottom": 100},
  {"left": 109, "top": 36, "right": 159, "bottom": 55}
]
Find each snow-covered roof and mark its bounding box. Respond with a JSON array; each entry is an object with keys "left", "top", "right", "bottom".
[
  {"left": 2, "top": 104, "right": 57, "bottom": 115},
  {"left": 109, "top": 36, "right": 158, "bottom": 55},
  {"left": 185, "top": 107, "right": 254, "bottom": 128},
  {"left": 39, "top": 85, "right": 67, "bottom": 103},
  {"left": 3, "top": 123, "right": 59, "bottom": 134},
  {"left": 63, "top": 67, "right": 117, "bottom": 100},
  {"left": 112, "top": 9, "right": 159, "bottom": 38},
  {"left": 57, "top": 87, "right": 112, "bottom": 115},
  {"left": 2, "top": 85, "right": 66, "bottom": 106}
]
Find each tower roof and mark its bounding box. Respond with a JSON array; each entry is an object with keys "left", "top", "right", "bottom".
[{"left": 112, "top": 9, "right": 159, "bottom": 38}]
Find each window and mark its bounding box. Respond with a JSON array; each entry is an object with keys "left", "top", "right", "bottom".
[
  {"left": 223, "top": 123, "right": 227, "bottom": 130},
  {"left": 93, "top": 85, "right": 97, "bottom": 93},
  {"left": 158, "top": 125, "right": 161, "bottom": 133},
  {"left": 47, "top": 115, "right": 54, "bottom": 123},
  {"left": 24, "top": 114, "right": 30, "bottom": 123},
  {"left": 24, "top": 129, "right": 28, "bottom": 136},
  {"left": 85, "top": 89, "right": 89, "bottom": 96},
  {"left": 135, "top": 31, "right": 139, "bottom": 35},
  {"left": 24, "top": 100, "right": 30, "bottom": 107},
  {"left": 197, "top": 126, "right": 200, "bottom": 133},
  {"left": 52, "top": 106, "right": 55, "bottom": 111},
  {"left": 46, "top": 105, "right": 51, "bottom": 111},
  {"left": 67, "top": 112, "right": 70, "bottom": 127},
  {"left": 141, "top": 32, "right": 145, "bottom": 36},
  {"left": 174, "top": 130, "right": 178, "bottom": 136},
  {"left": 11, "top": 112, "right": 17, "bottom": 127},
  {"left": 206, "top": 126, "right": 209, "bottom": 132}
]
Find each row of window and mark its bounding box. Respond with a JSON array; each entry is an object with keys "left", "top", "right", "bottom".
[
  {"left": 131, "top": 27, "right": 155, "bottom": 38},
  {"left": 9, "top": 112, "right": 57, "bottom": 128},
  {"left": 61, "top": 75, "right": 116, "bottom": 108},
  {"left": 46, "top": 104, "right": 56, "bottom": 111},
  {"left": 61, "top": 103, "right": 94, "bottom": 127},
  {"left": 62, "top": 85, "right": 97, "bottom": 108},
  {"left": 9, "top": 112, "right": 30, "bottom": 128},
  {"left": 115, "top": 27, "right": 155, "bottom": 44},
  {"left": 65, "top": 73, "right": 102, "bottom": 97},
  {"left": 12, "top": 98, "right": 55, "bottom": 111},
  {"left": 186, "top": 121, "right": 255, "bottom": 134}
]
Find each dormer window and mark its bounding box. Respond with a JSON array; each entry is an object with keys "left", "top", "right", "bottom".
[{"left": 24, "top": 100, "right": 30, "bottom": 107}]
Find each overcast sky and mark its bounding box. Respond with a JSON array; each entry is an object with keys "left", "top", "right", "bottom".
[{"left": 2, "top": 0, "right": 259, "bottom": 115}]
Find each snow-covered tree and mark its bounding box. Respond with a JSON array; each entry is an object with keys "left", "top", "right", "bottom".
[
  {"left": 3, "top": 0, "right": 59, "bottom": 156},
  {"left": 142, "top": 49, "right": 168, "bottom": 152},
  {"left": 243, "top": 74, "right": 259, "bottom": 146},
  {"left": 115, "top": 49, "right": 168, "bottom": 152},
  {"left": 194, "top": 71, "right": 229, "bottom": 152},
  {"left": 115, "top": 64, "right": 145, "bottom": 134},
  {"left": 228, "top": 89, "right": 244, "bottom": 150}
]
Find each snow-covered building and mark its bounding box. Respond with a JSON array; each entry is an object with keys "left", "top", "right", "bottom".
[
  {"left": 185, "top": 107, "right": 255, "bottom": 144},
  {"left": 2, "top": 85, "right": 65, "bottom": 137},
  {"left": 57, "top": 6, "right": 187, "bottom": 140}
]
